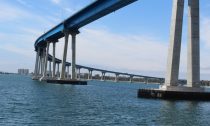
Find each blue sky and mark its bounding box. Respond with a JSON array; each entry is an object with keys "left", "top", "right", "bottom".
[{"left": 0, "top": 0, "right": 210, "bottom": 79}]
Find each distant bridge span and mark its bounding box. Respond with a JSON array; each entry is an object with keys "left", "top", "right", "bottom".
[{"left": 47, "top": 54, "right": 164, "bottom": 83}]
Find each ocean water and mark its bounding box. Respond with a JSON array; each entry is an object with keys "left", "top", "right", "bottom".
[{"left": 0, "top": 74, "right": 210, "bottom": 126}]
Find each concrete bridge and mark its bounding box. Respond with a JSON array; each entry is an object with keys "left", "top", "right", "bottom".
[
  {"left": 32, "top": 0, "right": 164, "bottom": 84},
  {"left": 33, "top": 53, "right": 164, "bottom": 84},
  {"left": 32, "top": 0, "right": 207, "bottom": 100},
  {"left": 32, "top": 0, "right": 138, "bottom": 83}
]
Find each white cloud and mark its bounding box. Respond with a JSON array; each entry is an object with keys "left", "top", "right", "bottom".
[
  {"left": 64, "top": 7, "right": 74, "bottom": 14},
  {"left": 48, "top": 27, "right": 210, "bottom": 79},
  {"left": 0, "top": 3, "right": 27, "bottom": 21},
  {"left": 0, "top": 1, "right": 61, "bottom": 72},
  {"left": 16, "top": 0, "right": 32, "bottom": 8},
  {"left": 48, "top": 28, "right": 168, "bottom": 77},
  {"left": 19, "top": 27, "right": 43, "bottom": 37},
  {"left": 0, "top": 2, "right": 57, "bottom": 29},
  {"left": 0, "top": 44, "right": 33, "bottom": 57},
  {"left": 201, "top": 17, "right": 210, "bottom": 47},
  {"left": 51, "top": 0, "right": 61, "bottom": 4},
  {"left": 0, "top": 30, "right": 40, "bottom": 46}
]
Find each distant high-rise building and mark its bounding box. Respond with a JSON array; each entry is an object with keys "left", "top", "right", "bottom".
[{"left": 18, "top": 69, "right": 29, "bottom": 75}]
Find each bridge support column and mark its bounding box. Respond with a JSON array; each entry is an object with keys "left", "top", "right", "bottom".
[
  {"left": 187, "top": 0, "right": 200, "bottom": 87},
  {"left": 90, "top": 70, "right": 93, "bottom": 80},
  {"left": 71, "top": 33, "right": 77, "bottom": 80},
  {"left": 144, "top": 77, "right": 148, "bottom": 84},
  {"left": 77, "top": 68, "right": 81, "bottom": 80},
  {"left": 52, "top": 42, "right": 56, "bottom": 78},
  {"left": 49, "top": 61, "right": 52, "bottom": 77},
  {"left": 67, "top": 66, "right": 70, "bottom": 79},
  {"left": 34, "top": 47, "right": 40, "bottom": 77},
  {"left": 165, "top": 0, "right": 184, "bottom": 86},
  {"left": 41, "top": 49, "right": 46, "bottom": 76},
  {"left": 40, "top": 51, "right": 43, "bottom": 75},
  {"left": 40, "top": 42, "right": 50, "bottom": 81},
  {"left": 88, "top": 69, "right": 92, "bottom": 80},
  {"left": 60, "top": 30, "right": 70, "bottom": 80},
  {"left": 57, "top": 63, "right": 60, "bottom": 77},
  {"left": 115, "top": 74, "right": 119, "bottom": 82},
  {"left": 130, "top": 76, "right": 133, "bottom": 83},
  {"left": 37, "top": 54, "right": 41, "bottom": 76},
  {"left": 160, "top": 78, "right": 164, "bottom": 85},
  {"left": 101, "top": 72, "right": 105, "bottom": 81}
]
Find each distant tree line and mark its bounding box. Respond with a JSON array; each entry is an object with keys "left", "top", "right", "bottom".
[
  {"left": 200, "top": 80, "right": 210, "bottom": 86},
  {"left": 0, "top": 71, "right": 15, "bottom": 74}
]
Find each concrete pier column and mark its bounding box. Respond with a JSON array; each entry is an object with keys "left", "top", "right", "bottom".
[
  {"left": 101, "top": 72, "right": 105, "bottom": 81},
  {"left": 41, "top": 42, "right": 50, "bottom": 80},
  {"left": 187, "top": 0, "right": 200, "bottom": 87},
  {"left": 37, "top": 54, "right": 41, "bottom": 76},
  {"left": 75, "top": 66, "right": 78, "bottom": 79},
  {"left": 160, "top": 78, "right": 163, "bottom": 84},
  {"left": 34, "top": 48, "right": 40, "bottom": 77},
  {"left": 60, "top": 30, "right": 70, "bottom": 79},
  {"left": 57, "top": 63, "right": 60, "bottom": 77},
  {"left": 40, "top": 51, "right": 43, "bottom": 75},
  {"left": 78, "top": 68, "right": 81, "bottom": 80},
  {"left": 101, "top": 72, "right": 103, "bottom": 81},
  {"left": 130, "top": 75, "right": 133, "bottom": 83},
  {"left": 144, "top": 77, "right": 148, "bottom": 84},
  {"left": 90, "top": 70, "right": 93, "bottom": 80},
  {"left": 104, "top": 73, "right": 106, "bottom": 80},
  {"left": 88, "top": 69, "right": 92, "bottom": 80},
  {"left": 65, "top": 66, "right": 67, "bottom": 78},
  {"left": 115, "top": 74, "right": 119, "bottom": 82},
  {"left": 52, "top": 42, "right": 56, "bottom": 78},
  {"left": 165, "top": 0, "right": 184, "bottom": 86},
  {"left": 43, "top": 42, "right": 50, "bottom": 76},
  {"left": 43, "top": 50, "right": 46, "bottom": 76},
  {"left": 41, "top": 49, "right": 45, "bottom": 75},
  {"left": 67, "top": 66, "right": 70, "bottom": 78},
  {"left": 71, "top": 33, "right": 77, "bottom": 80},
  {"left": 49, "top": 61, "right": 52, "bottom": 77},
  {"left": 88, "top": 69, "right": 90, "bottom": 80}
]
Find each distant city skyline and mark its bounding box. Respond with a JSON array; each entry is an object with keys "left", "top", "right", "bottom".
[
  {"left": 18, "top": 68, "right": 29, "bottom": 75},
  {"left": 0, "top": 0, "right": 210, "bottom": 79}
]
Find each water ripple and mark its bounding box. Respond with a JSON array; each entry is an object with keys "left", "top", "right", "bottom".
[{"left": 0, "top": 75, "right": 210, "bottom": 125}]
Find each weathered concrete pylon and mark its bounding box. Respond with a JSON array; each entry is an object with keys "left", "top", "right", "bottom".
[
  {"left": 165, "top": 0, "right": 184, "bottom": 86},
  {"left": 60, "top": 30, "right": 70, "bottom": 80},
  {"left": 165, "top": 0, "right": 200, "bottom": 88},
  {"left": 187, "top": 0, "right": 200, "bottom": 87}
]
